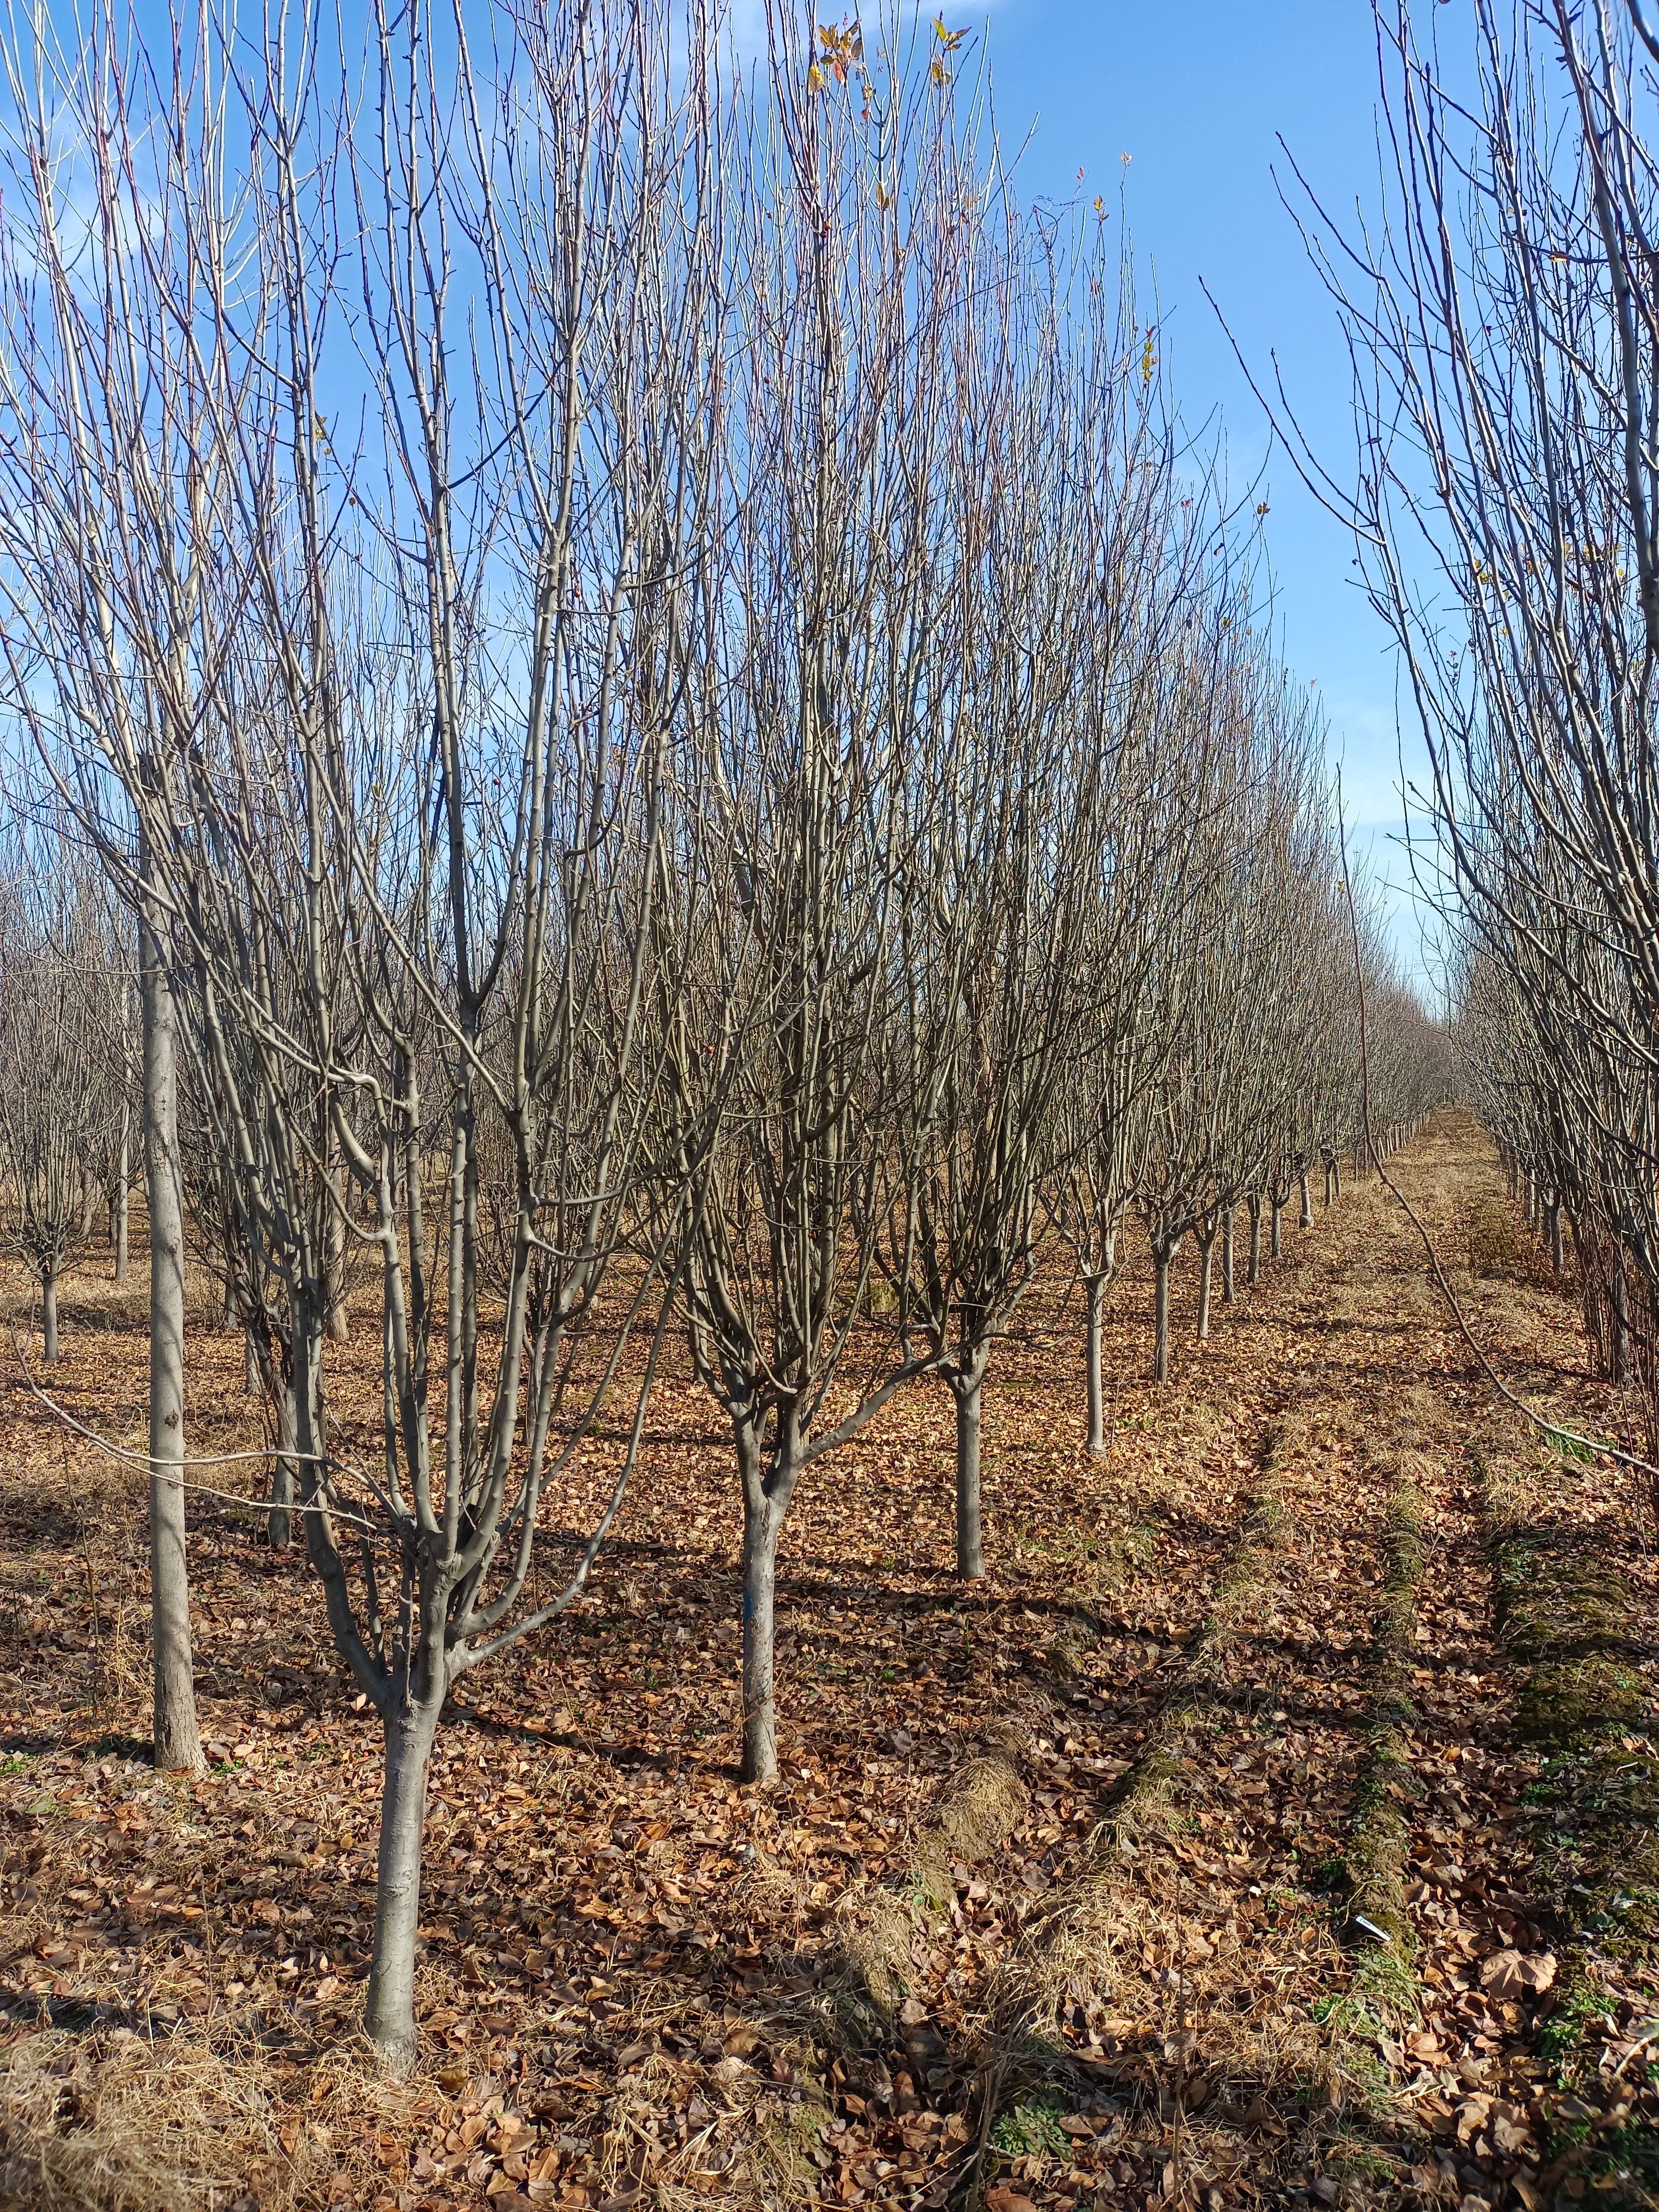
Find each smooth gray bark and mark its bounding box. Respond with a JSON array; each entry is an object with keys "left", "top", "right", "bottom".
[
  {"left": 740, "top": 1487, "right": 784, "bottom": 1783},
  {"left": 1085, "top": 1273, "right": 1107, "bottom": 1453},
  {"left": 324, "top": 1146, "right": 350, "bottom": 1344},
  {"left": 1298, "top": 1173, "right": 1312, "bottom": 1230},
  {"left": 363, "top": 1695, "right": 442, "bottom": 2075},
  {"left": 1195, "top": 1234, "right": 1214, "bottom": 1341},
  {"left": 1221, "top": 1207, "right": 1235, "bottom": 1303},
  {"left": 1153, "top": 1248, "right": 1172, "bottom": 1383},
  {"left": 1248, "top": 1195, "right": 1263, "bottom": 1284},
  {"left": 142, "top": 892, "right": 202, "bottom": 1774},
  {"left": 244, "top": 1322, "right": 296, "bottom": 1551},
  {"left": 1270, "top": 1200, "right": 1283, "bottom": 1259},
  {"left": 114, "top": 1112, "right": 130, "bottom": 1283},
  {"left": 1549, "top": 1202, "right": 1564, "bottom": 1276},
  {"left": 953, "top": 1365, "right": 986, "bottom": 1579},
  {"left": 270, "top": 1373, "right": 296, "bottom": 1552},
  {"left": 41, "top": 1262, "right": 60, "bottom": 1364}
]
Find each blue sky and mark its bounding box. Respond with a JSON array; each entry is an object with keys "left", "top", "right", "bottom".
[
  {"left": 941, "top": 0, "right": 1447, "bottom": 993},
  {"left": 15, "top": 0, "right": 1449, "bottom": 989}
]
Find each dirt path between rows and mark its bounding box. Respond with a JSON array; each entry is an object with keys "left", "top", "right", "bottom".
[{"left": 1, "top": 1111, "right": 1656, "bottom": 2212}]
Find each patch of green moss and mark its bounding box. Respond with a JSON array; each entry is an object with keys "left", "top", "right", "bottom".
[
  {"left": 1494, "top": 1536, "right": 1630, "bottom": 1661},
  {"left": 1517, "top": 1657, "right": 1647, "bottom": 1744}
]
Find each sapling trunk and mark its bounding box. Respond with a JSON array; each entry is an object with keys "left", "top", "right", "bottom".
[
  {"left": 1332, "top": 1157, "right": 1341, "bottom": 1200},
  {"left": 244, "top": 1327, "right": 259, "bottom": 1395},
  {"left": 954, "top": 1364, "right": 987, "bottom": 1580},
  {"left": 362, "top": 1692, "right": 442, "bottom": 2076},
  {"left": 1195, "top": 1234, "right": 1215, "bottom": 1340},
  {"left": 740, "top": 1495, "right": 783, "bottom": 1783},
  {"left": 41, "top": 1262, "right": 60, "bottom": 1363},
  {"left": 1248, "top": 1195, "right": 1262, "bottom": 1284},
  {"left": 1270, "top": 1200, "right": 1283, "bottom": 1259},
  {"left": 1549, "top": 1203, "right": 1563, "bottom": 1276},
  {"left": 78, "top": 1169, "right": 100, "bottom": 1243},
  {"left": 1298, "top": 1173, "right": 1312, "bottom": 1230},
  {"left": 114, "top": 1112, "right": 130, "bottom": 1283},
  {"left": 142, "top": 893, "right": 202, "bottom": 1774},
  {"left": 1221, "top": 1208, "right": 1235, "bottom": 1303},
  {"left": 324, "top": 1149, "right": 350, "bottom": 1345},
  {"left": 1085, "top": 1273, "right": 1107, "bottom": 1453},
  {"left": 269, "top": 1373, "right": 296, "bottom": 1552},
  {"left": 1154, "top": 1249, "right": 1172, "bottom": 1383},
  {"left": 114, "top": 1170, "right": 129, "bottom": 1284},
  {"left": 1611, "top": 1248, "right": 1630, "bottom": 1384}
]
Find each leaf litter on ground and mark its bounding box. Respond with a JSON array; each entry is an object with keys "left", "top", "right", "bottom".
[{"left": 0, "top": 1111, "right": 1655, "bottom": 2210}]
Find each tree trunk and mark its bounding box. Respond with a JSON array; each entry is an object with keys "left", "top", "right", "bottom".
[
  {"left": 1333, "top": 1157, "right": 1342, "bottom": 1200},
  {"left": 1248, "top": 1196, "right": 1262, "bottom": 1284},
  {"left": 954, "top": 1362, "right": 987, "bottom": 1579},
  {"left": 42, "top": 1262, "right": 60, "bottom": 1364},
  {"left": 142, "top": 885, "right": 202, "bottom": 1775},
  {"left": 222, "top": 1272, "right": 236, "bottom": 1328},
  {"left": 1085, "top": 1273, "right": 1107, "bottom": 1454},
  {"left": 1549, "top": 1202, "right": 1564, "bottom": 1277},
  {"left": 1611, "top": 1247, "right": 1630, "bottom": 1385},
  {"left": 1195, "top": 1235, "right": 1215, "bottom": 1340},
  {"left": 740, "top": 1488, "right": 784, "bottom": 1784},
  {"left": 245, "top": 1327, "right": 259, "bottom": 1395},
  {"left": 363, "top": 1693, "right": 442, "bottom": 2075},
  {"left": 114, "top": 1112, "right": 130, "bottom": 1284},
  {"left": 1298, "top": 1173, "right": 1312, "bottom": 1229},
  {"left": 270, "top": 1371, "right": 297, "bottom": 1552},
  {"left": 324, "top": 1146, "right": 350, "bottom": 1344},
  {"left": 1154, "top": 1249, "right": 1172, "bottom": 1383},
  {"left": 1222, "top": 1207, "right": 1235, "bottom": 1302},
  {"left": 78, "top": 1167, "right": 100, "bottom": 1243},
  {"left": 1271, "top": 1200, "right": 1283, "bottom": 1259}
]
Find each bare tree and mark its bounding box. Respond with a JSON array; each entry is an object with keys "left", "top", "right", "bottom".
[
  {"left": 890, "top": 230, "right": 1184, "bottom": 1574},
  {"left": 648, "top": 13, "right": 994, "bottom": 1779},
  {"left": 0, "top": 0, "right": 723, "bottom": 2068},
  {"left": 1270, "top": 0, "right": 1659, "bottom": 1454},
  {"left": 0, "top": 829, "right": 124, "bottom": 1361}
]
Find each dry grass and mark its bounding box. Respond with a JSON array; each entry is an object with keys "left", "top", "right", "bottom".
[
  {"left": 0, "top": 2022, "right": 421, "bottom": 2212},
  {"left": 1467, "top": 1194, "right": 1519, "bottom": 1282},
  {"left": 837, "top": 1718, "right": 1030, "bottom": 2017}
]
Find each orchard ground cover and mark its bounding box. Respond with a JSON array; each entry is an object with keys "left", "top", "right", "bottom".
[{"left": 0, "top": 1112, "right": 1655, "bottom": 2211}]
